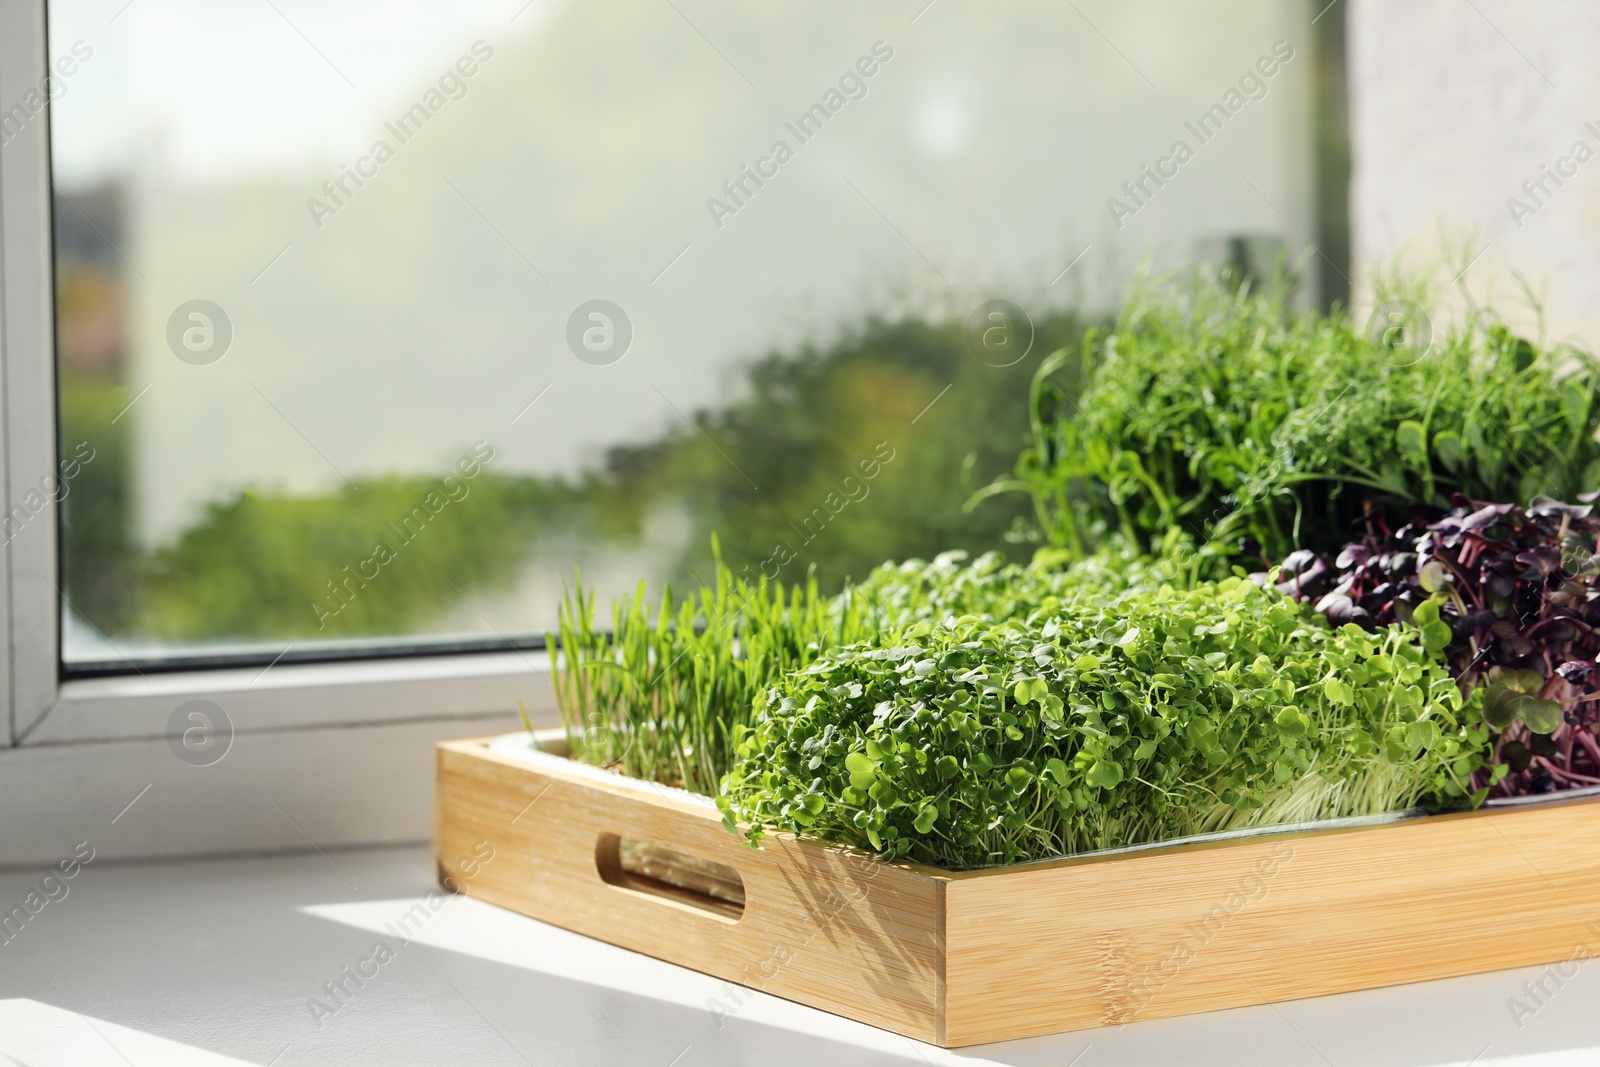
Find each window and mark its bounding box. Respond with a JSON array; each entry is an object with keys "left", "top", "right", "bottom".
[{"left": 39, "top": 0, "right": 1333, "bottom": 678}]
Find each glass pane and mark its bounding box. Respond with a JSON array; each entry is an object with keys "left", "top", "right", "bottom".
[{"left": 49, "top": 0, "right": 1323, "bottom": 670}]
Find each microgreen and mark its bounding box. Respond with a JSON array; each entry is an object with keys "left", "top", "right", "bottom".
[
  {"left": 977, "top": 275, "right": 1600, "bottom": 566},
  {"left": 718, "top": 577, "right": 1485, "bottom": 869},
  {"left": 1288, "top": 495, "right": 1600, "bottom": 797}
]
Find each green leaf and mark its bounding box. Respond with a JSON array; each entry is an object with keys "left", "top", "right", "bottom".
[
  {"left": 1045, "top": 757, "right": 1070, "bottom": 784},
  {"left": 1468, "top": 422, "right": 1506, "bottom": 485},
  {"left": 1085, "top": 759, "right": 1124, "bottom": 789},
  {"left": 1496, "top": 668, "right": 1546, "bottom": 694},
  {"left": 1074, "top": 654, "right": 1101, "bottom": 672},
  {"left": 1433, "top": 430, "right": 1465, "bottom": 473},
  {"left": 1010, "top": 677, "right": 1049, "bottom": 705},
  {"left": 1117, "top": 627, "right": 1142, "bottom": 648},
  {"left": 1405, "top": 719, "right": 1437, "bottom": 752},
  {"left": 1005, "top": 766, "right": 1033, "bottom": 793},
  {"left": 1584, "top": 457, "right": 1600, "bottom": 496},
  {"left": 1519, "top": 697, "right": 1564, "bottom": 735},
  {"left": 913, "top": 805, "right": 937, "bottom": 834},
  {"left": 1481, "top": 684, "right": 1522, "bottom": 729},
  {"left": 845, "top": 750, "right": 877, "bottom": 790},
  {"left": 1383, "top": 726, "right": 1409, "bottom": 762},
  {"left": 1274, "top": 705, "right": 1310, "bottom": 738},
  {"left": 1418, "top": 560, "right": 1449, "bottom": 593},
  {"left": 1396, "top": 420, "right": 1428, "bottom": 469},
  {"left": 1420, "top": 620, "right": 1452, "bottom": 653},
  {"left": 1518, "top": 469, "right": 1547, "bottom": 508},
  {"left": 1482, "top": 684, "right": 1562, "bottom": 734}
]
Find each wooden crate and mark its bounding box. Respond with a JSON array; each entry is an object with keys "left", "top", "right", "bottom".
[{"left": 435, "top": 733, "right": 1600, "bottom": 1048}]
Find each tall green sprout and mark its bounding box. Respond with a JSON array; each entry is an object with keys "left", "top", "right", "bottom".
[{"left": 550, "top": 542, "right": 884, "bottom": 792}]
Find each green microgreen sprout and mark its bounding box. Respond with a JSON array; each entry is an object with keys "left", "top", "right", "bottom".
[{"left": 718, "top": 575, "right": 1485, "bottom": 869}]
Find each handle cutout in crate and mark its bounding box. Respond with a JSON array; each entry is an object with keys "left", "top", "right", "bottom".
[{"left": 596, "top": 833, "right": 746, "bottom": 922}]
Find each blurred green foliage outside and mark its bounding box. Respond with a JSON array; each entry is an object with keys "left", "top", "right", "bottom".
[{"left": 61, "top": 308, "right": 1092, "bottom": 643}]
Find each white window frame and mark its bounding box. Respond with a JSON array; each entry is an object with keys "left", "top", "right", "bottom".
[{"left": 0, "top": 0, "right": 554, "bottom": 860}]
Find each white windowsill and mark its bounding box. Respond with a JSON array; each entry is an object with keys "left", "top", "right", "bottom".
[
  {"left": 0, "top": 653, "right": 560, "bottom": 866},
  {"left": 22, "top": 649, "right": 558, "bottom": 746},
  {"left": 0, "top": 844, "right": 1594, "bottom": 1066}
]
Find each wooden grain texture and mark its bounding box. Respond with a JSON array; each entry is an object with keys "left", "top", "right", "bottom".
[
  {"left": 943, "top": 797, "right": 1600, "bottom": 1045},
  {"left": 434, "top": 738, "right": 946, "bottom": 1042},
  {"left": 437, "top": 735, "right": 1600, "bottom": 1048}
]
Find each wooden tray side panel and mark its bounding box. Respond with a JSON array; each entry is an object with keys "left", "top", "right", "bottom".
[
  {"left": 434, "top": 741, "right": 946, "bottom": 1043},
  {"left": 943, "top": 800, "right": 1600, "bottom": 1046}
]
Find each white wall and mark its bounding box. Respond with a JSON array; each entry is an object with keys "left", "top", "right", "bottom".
[{"left": 1350, "top": 0, "right": 1600, "bottom": 348}]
